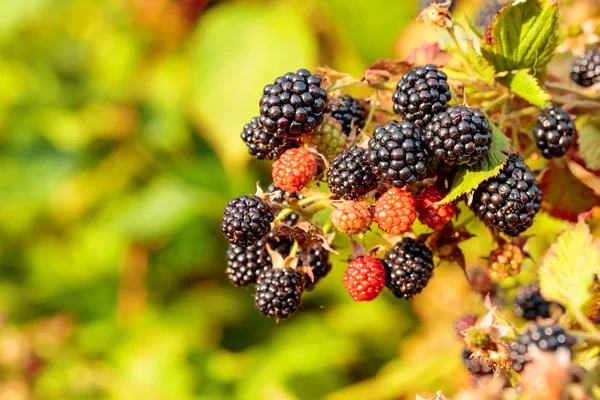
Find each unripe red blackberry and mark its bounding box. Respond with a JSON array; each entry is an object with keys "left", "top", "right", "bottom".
[
  {"left": 272, "top": 147, "right": 318, "bottom": 193},
  {"left": 392, "top": 64, "right": 451, "bottom": 128},
  {"left": 470, "top": 154, "right": 542, "bottom": 236},
  {"left": 366, "top": 120, "right": 431, "bottom": 188},
  {"left": 329, "top": 95, "right": 367, "bottom": 134},
  {"left": 533, "top": 107, "right": 576, "bottom": 159},
  {"left": 241, "top": 117, "right": 298, "bottom": 160},
  {"left": 255, "top": 267, "right": 304, "bottom": 320},
  {"left": 509, "top": 324, "right": 576, "bottom": 372},
  {"left": 570, "top": 50, "right": 600, "bottom": 87},
  {"left": 221, "top": 195, "right": 274, "bottom": 247},
  {"left": 514, "top": 284, "right": 560, "bottom": 321},
  {"left": 331, "top": 201, "right": 373, "bottom": 235},
  {"left": 374, "top": 188, "right": 416, "bottom": 235},
  {"left": 343, "top": 256, "right": 387, "bottom": 301},
  {"left": 423, "top": 106, "right": 493, "bottom": 166},
  {"left": 416, "top": 185, "right": 456, "bottom": 230},
  {"left": 488, "top": 243, "right": 523, "bottom": 280},
  {"left": 259, "top": 69, "right": 328, "bottom": 138},
  {"left": 327, "top": 146, "right": 378, "bottom": 200},
  {"left": 303, "top": 116, "right": 347, "bottom": 160},
  {"left": 384, "top": 237, "right": 434, "bottom": 299}
]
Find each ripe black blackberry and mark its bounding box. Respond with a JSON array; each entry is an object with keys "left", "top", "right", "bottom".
[
  {"left": 300, "top": 248, "right": 332, "bottom": 291},
  {"left": 327, "top": 146, "right": 378, "bottom": 200},
  {"left": 419, "top": 0, "right": 455, "bottom": 12},
  {"left": 570, "top": 50, "right": 600, "bottom": 87},
  {"left": 463, "top": 349, "right": 493, "bottom": 377},
  {"left": 221, "top": 195, "right": 274, "bottom": 247},
  {"left": 475, "top": 0, "right": 507, "bottom": 29},
  {"left": 470, "top": 154, "right": 542, "bottom": 236},
  {"left": 259, "top": 69, "right": 328, "bottom": 138},
  {"left": 241, "top": 117, "right": 298, "bottom": 160},
  {"left": 392, "top": 64, "right": 451, "bottom": 128},
  {"left": 226, "top": 234, "right": 292, "bottom": 287},
  {"left": 423, "top": 106, "right": 493, "bottom": 166},
  {"left": 267, "top": 183, "right": 303, "bottom": 226},
  {"left": 509, "top": 324, "right": 576, "bottom": 372},
  {"left": 366, "top": 120, "right": 431, "bottom": 188},
  {"left": 255, "top": 267, "right": 304, "bottom": 319},
  {"left": 514, "top": 284, "right": 559, "bottom": 320},
  {"left": 533, "top": 107, "right": 576, "bottom": 159},
  {"left": 329, "top": 95, "right": 367, "bottom": 134},
  {"left": 384, "top": 237, "right": 434, "bottom": 299}
]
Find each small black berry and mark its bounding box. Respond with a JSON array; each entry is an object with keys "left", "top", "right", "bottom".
[
  {"left": 509, "top": 324, "right": 576, "bottom": 372},
  {"left": 392, "top": 64, "right": 451, "bottom": 128},
  {"left": 255, "top": 267, "right": 304, "bottom": 319},
  {"left": 514, "top": 284, "right": 561, "bottom": 321},
  {"left": 570, "top": 50, "right": 600, "bottom": 87},
  {"left": 327, "top": 146, "right": 378, "bottom": 200},
  {"left": 241, "top": 117, "right": 298, "bottom": 160},
  {"left": 301, "top": 248, "right": 332, "bottom": 291},
  {"left": 533, "top": 107, "right": 576, "bottom": 159},
  {"left": 423, "top": 105, "right": 493, "bottom": 166},
  {"left": 221, "top": 195, "right": 274, "bottom": 247},
  {"left": 329, "top": 95, "right": 367, "bottom": 134},
  {"left": 384, "top": 237, "right": 434, "bottom": 299}
]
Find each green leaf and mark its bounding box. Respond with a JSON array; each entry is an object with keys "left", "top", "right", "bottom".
[
  {"left": 539, "top": 216, "right": 600, "bottom": 313},
  {"left": 577, "top": 124, "right": 600, "bottom": 171},
  {"left": 465, "top": 40, "right": 495, "bottom": 84},
  {"left": 480, "top": 0, "right": 559, "bottom": 74},
  {"left": 502, "top": 69, "right": 550, "bottom": 107},
  {"left": 440, "top": 122, "right": 511, "bottom": 204}
]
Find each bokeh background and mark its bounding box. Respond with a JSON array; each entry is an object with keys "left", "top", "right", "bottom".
[{"left": 0, "top": 0, "right": 595, "bottom": 399}]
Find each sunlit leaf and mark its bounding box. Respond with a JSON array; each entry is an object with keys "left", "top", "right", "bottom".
[
  {"left": 577, "top": 124, "right": 600, "bottom": 171},
  {"left": 501, "top": 69, "right": 550, "bottom": 107}
]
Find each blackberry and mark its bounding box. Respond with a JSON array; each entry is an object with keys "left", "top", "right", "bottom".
[
  {"left": 392, "top": 64, "right": 451, "bottom": 128},
  {"left": 509, "top": 324, "right": 576, "bottom": 372},
  {"left": 226, "top": 234, "right": 292, "bottom": 287},
  {"left": 488, "top": 243, "right": 523, "bottom": 280},
  {"left": 366, "top": 120, "right": 431, "bottom": 188},
  {"left": 533, "top": 107, "right": 576, "bottom": 159},
  {"left": 475, "top": 0, "right": 507, "bottom": 29},
  {"left": 470, "top": 154, "right": 542, "bottom": 236},
  {"left": 384, "top": 237, "right": 434, "bottom": 299},
  {"left": 463, "top": 349, "right": 493, "bottom": 377},
  {"left": 419, "top": 0, "right": 456, "bottom": 12},
  {"left": 221, "top": 195, "right": 274, "bottom": 247},
  {"left": 300, "top": 248, "right": 332, "bottom": 291},
  {"left": 259, "top": 69, "right": 328, "bottom": 138},
  {"left": 423, "top": 106, "right": 493, "bottom": 166},
  {"left": 255, "top": 267, "right": 304, "bottom": 319},
  {"left": 570, "top": 50, "right": 600, "bottom": 87},
  {"left": 329, "top": 95, "right": 367, "bottom": 134},
  {"left": 514, "top": 284, "right": 560, "bottom": 321},
  {"left": 327, "top": 146, "right": 378, "bottom": 200},
  {"left": 303, "top": 116, "right": 347, "bottom": 160},
  {"left": 241, "top": 117, "right": 298, "bottom": 160}
]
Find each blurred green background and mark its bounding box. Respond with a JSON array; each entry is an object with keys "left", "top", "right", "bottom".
[{"left": 0, "top": 0, "right": 585, "bottom": 399}]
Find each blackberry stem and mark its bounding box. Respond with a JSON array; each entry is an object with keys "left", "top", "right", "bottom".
[
  {"left": 545, "top": 81, "right": 598, "bottom": 101},
  {"left": 552, "top": 96, "right": 600, "bottom": 109},
  {"left": 328, "top": 79, "right": 361, "bottom": 93},
  {"left": 273, "top": 208, "right": 294, "bottom": 223},
  {"left": 363, "top": 92, "right": 378, "bottom": 133}
]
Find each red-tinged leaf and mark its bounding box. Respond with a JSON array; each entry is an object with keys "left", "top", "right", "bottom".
[
  {"left": 363, "top": 59, "right": 414, "bottom": 84},
  {"left": 406, "top": 43, "right": 451, "bottom": 67},
  {"left": 539, "top": 160, "right": 600, "bottom": 222}
]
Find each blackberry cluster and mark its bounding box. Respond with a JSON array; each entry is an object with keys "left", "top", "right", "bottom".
[
  {"left": 509, "top": 324, "right": 576, "bottom": 372},
  {"left": 327, "top": 146, "right": 378, "bottom": 200},
  {"left": 300, "top": 248, "right": 332, "bottom": 291},
  {"left": 384, "top": 238, "right": 434, "bottom": 299},
  {"left": 392, "top": 64, "right": 451, "bottom": 128},
  {"left": 366, "top": 120, "right": 431, "bottom": 188},
  {"left": 255, "top": 267, "right": 304, "bottom": 319},
  {"left": 470, "top": 154, "right": 542, "bottom": 236},
  {"left": 259, "top": 69, "right": 327, "bottom": 138},
  {"left": 423, "top": 106, "right": 493, "bottom": 166},
  {"left": 241, "top": 117, "right": 298, "bottom": 160},
  {"left": 533, "top": 107, "right": 576, "bottom": 159},
  {"left": 329, "top": 95, "right": 367, "bottom": 134},
  {"left": 226, "top": 234, "right": 292, "bottom": 287},
  {"left": 475, "top": 0, "right": 507, "bottom": 29},
  {"left": 221, "top": 195, "right": 274, "bottom": 247},
  {"left": 463, "top": 349, "right": 493, "bottom": 377},
  {"left": 514, "top": 284, "right": 559, "bottom": 321},
  {"left": 570, "top": 50, "right": 600, "bottom": 87}
]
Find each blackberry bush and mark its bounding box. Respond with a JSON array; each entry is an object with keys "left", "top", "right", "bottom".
[{"left": 366, "top": 120, "right": 431, "bottom": 188}]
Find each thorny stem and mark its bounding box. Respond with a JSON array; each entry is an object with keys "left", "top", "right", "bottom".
[
  {"left": 364, "top": 91, "right": 379, "bottom": 132},
  {"left": 545, "top": 81, "right": 599, "bottom": 101}
]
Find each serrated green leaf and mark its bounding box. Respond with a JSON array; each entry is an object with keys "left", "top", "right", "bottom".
[
  {"left": 480, "top": 0, "right": 559, "bottom": 74},
  {"left": 465, "top": 41, "right": 495, "bottom": 84},
  {"left": 577, "top": 124, "right": 600, "bottom": 171},
  {"left": 440, "top": 122, "right": 511, "bottom": 204},
  {"left": 502, "top": 69, "right": 550, "bottom": 107},
  {"left": 539, "top": 217, "right": 600, "bottom": 312}
]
